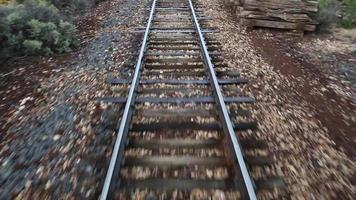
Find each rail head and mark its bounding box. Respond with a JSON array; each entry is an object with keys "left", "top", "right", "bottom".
[
  {"left": 99, "top": 0, "right": 157, "bottom": 199},
  {"left": 187, "top": 0, "right": 258, "bottom": 199}
]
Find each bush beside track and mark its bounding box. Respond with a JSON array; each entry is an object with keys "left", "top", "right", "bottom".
[{"left": 0, "top": 0, "right": 104, "bottom": 64}]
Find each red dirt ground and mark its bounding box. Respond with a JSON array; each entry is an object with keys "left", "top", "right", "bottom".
[{"left": 250, "top": 31, "right": 356, "bottom": 162}]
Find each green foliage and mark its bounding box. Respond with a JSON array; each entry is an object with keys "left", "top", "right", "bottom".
[
  {"left": 0, "top": 0, "right": 11, "bottom": 5},
  {"left": 0, "top": 0, "right": 77, "bottom": 62},
  {"left": 317, "top": 0, "right": 341, "bottom": 31},
  {"left": 339, "top": 0, "right": 356, "bottom": 28},
  {"left": 318, "top": 0, "right": 356, "bottom": 29},
  {"left": 57, "top": 20, "right": 78, "bottom": 52},
  {"left": 351, "top": 50, "right": 356, "bottom": 56},
  {"left": 319, "top": 0, "right": 332, "bottom": 7},
  {"left": 23, "top": 39, "right": 42, "bottom": 54},
  {"left": 0, "top": 0, "right": 105, "bottom": 63}
]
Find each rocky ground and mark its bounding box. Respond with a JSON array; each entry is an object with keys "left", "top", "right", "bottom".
[
  {"left": 0, "top": 0, "right": 355, "bottom": 199},
  {"left": 0, "top": 0, "right": 146, "bottom": 198},
  {"left": 297, "top": 28, "right": 356, "bottom": 102}
]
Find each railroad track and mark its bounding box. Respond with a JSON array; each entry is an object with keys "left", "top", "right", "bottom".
[{"left": 98, "top": 0, "right": 284, "bottom": 199}]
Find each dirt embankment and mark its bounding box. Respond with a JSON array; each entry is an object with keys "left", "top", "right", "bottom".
[{"left": 249, "top": 31, "right": 356, "bottom": 161}]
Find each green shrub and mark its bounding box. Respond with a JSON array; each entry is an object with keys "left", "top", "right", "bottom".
[
  {"left": 0, "top": 0, "right": 105, "bottom": 63},
  {"left": 0, "top": 0, "right": 77, "bottom": 62},
  {"left": 0, "top": 0, "right": 11, "bottom": 5},
  {"left": 23, "top": 39, "right": 43, "bottom": 54},
  {"left": 57, "top": 20, "right": 77, "bottom": 52},
  {"left": 339, "top": 0, "right": 356, "bottom": 28},
  {"left": 317, "top": 0, "right": 341, "bottom": 31},
  {"left": 351, "top": 50, "right": 356, "bottom": 56},
  {"left": 319, "top": 0, "right": 332, "bottom": 7},
  {"left": 318, "top": 0, "right": 356, "bottom": 30}
]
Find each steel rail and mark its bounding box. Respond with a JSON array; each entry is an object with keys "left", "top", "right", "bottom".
[
  {"left": 99, "top": 0, "right": 157, "bottom": 199},
  {"left": 187, "top": 0, "right": 258, "bottom": 199}
]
